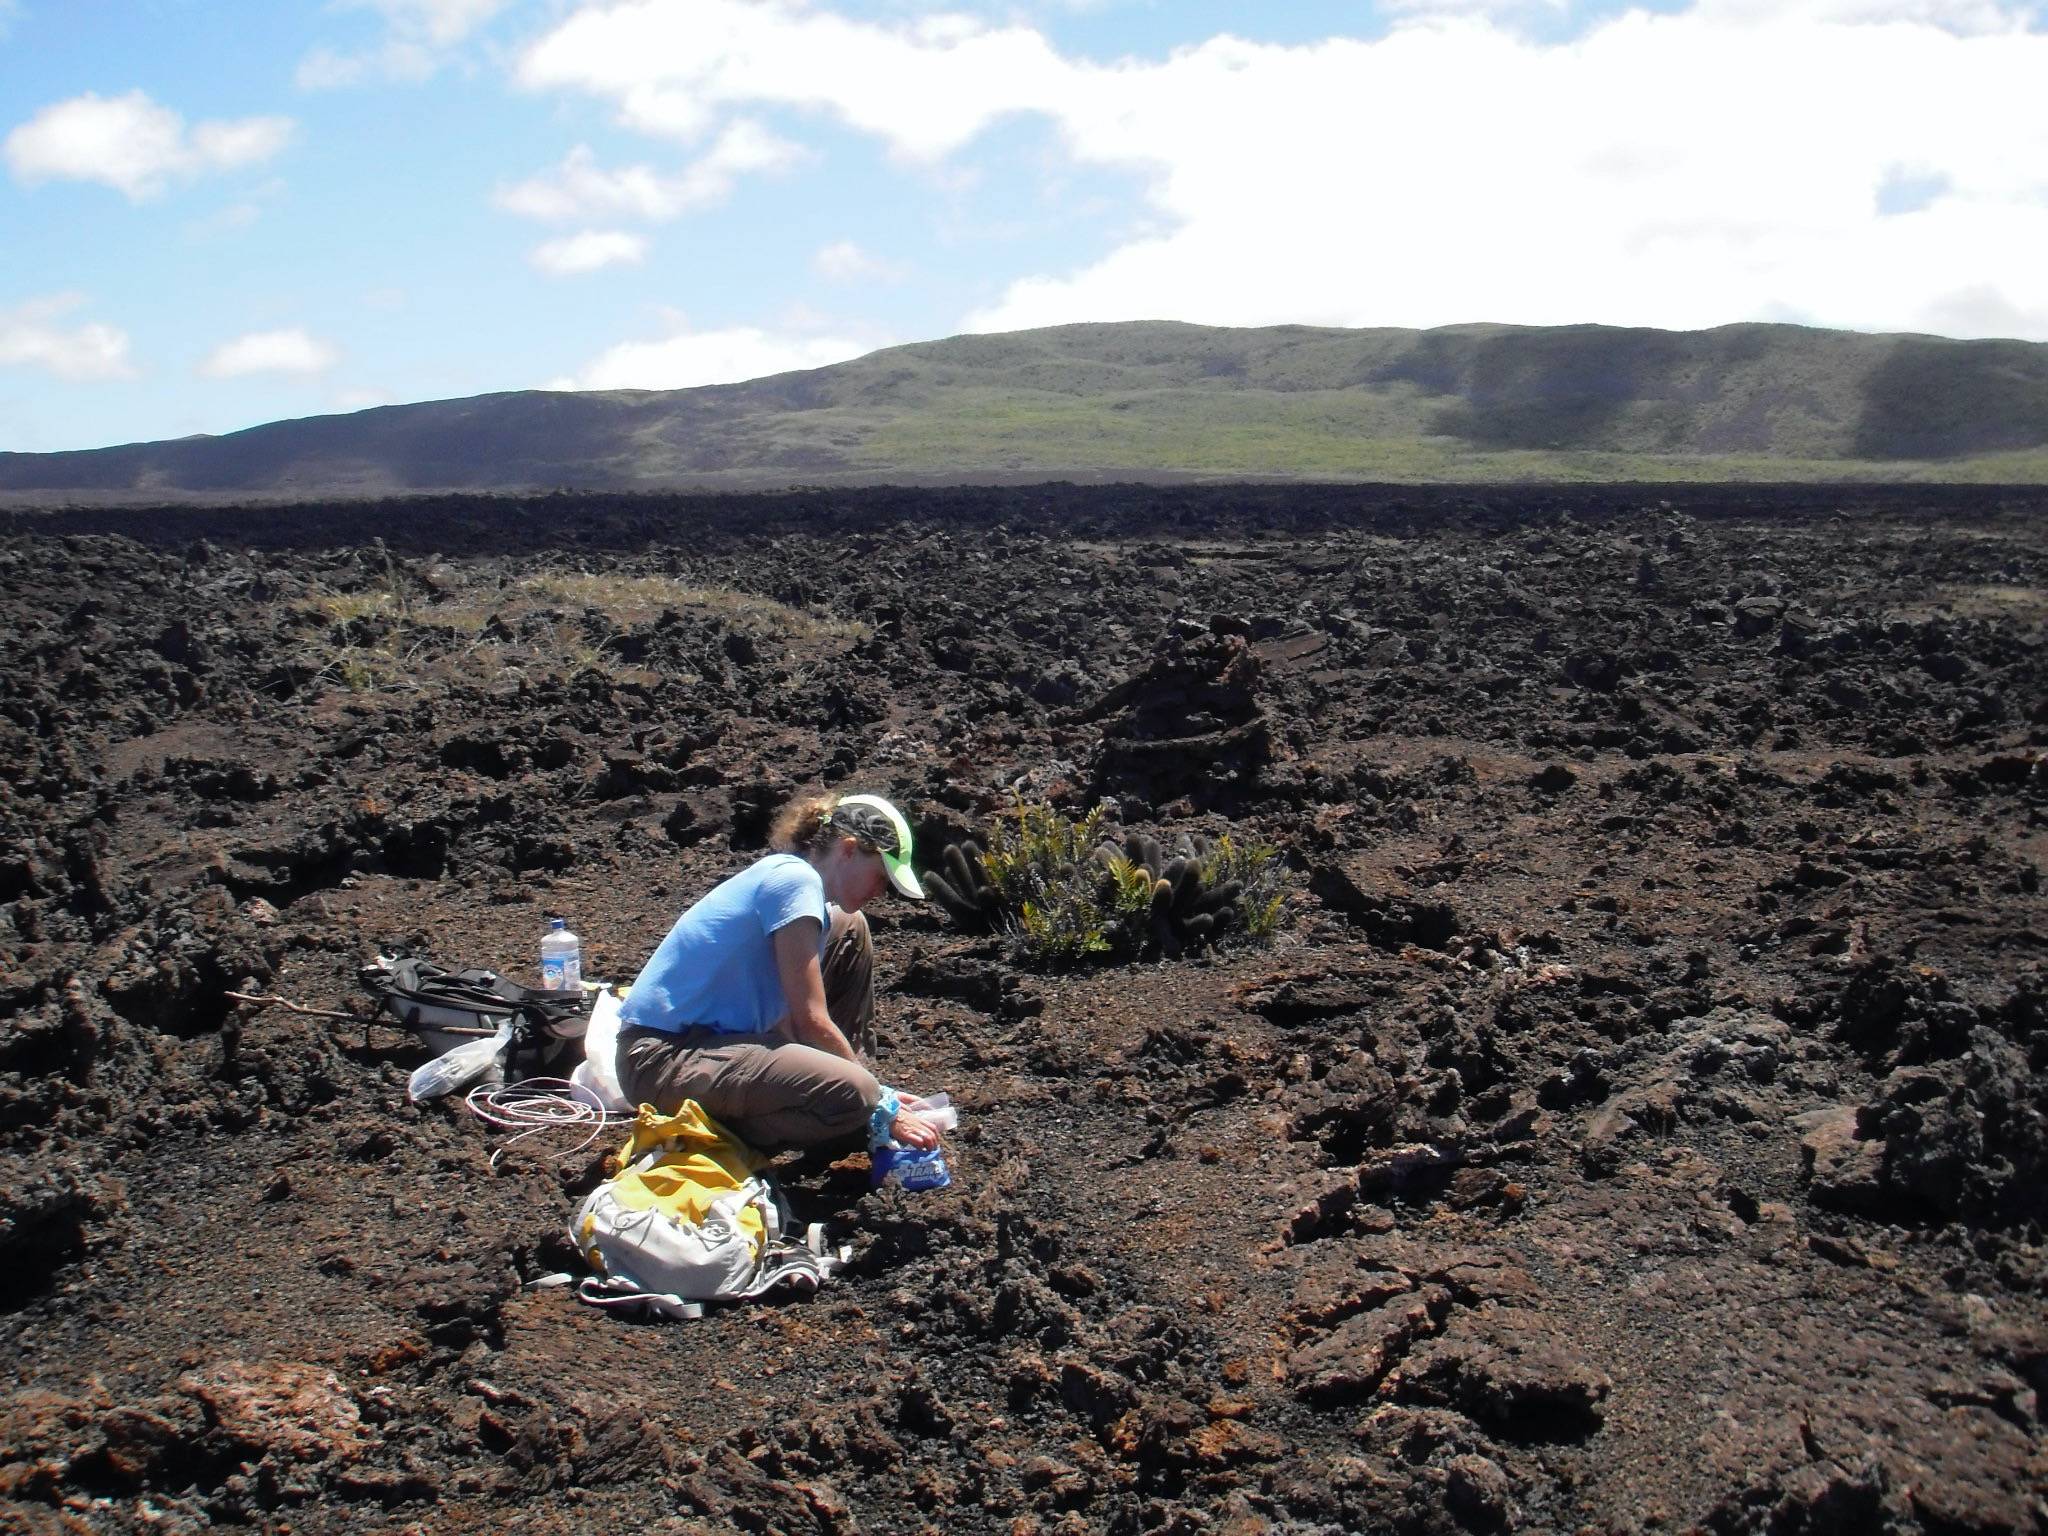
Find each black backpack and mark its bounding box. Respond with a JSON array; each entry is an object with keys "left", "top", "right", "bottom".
[{"left": 360, "top": 951, "right": 590, "bottom": 1075}]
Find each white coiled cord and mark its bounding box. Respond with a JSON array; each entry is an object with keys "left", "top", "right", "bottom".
[{"left": 462, "top": 1077, "right": 637, "bottom": 1169}]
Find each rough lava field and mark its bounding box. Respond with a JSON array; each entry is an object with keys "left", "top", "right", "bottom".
[{"left": 1, "top": 482, "right": 2044, "bottom": 1536}]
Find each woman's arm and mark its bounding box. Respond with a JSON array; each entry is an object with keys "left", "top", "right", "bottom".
[
  {"left": 770, "top": 918, "right": 942, "bottom": 1150},
  {"left": 772, "top": 918, "right": 859, "bottom": 1062}
]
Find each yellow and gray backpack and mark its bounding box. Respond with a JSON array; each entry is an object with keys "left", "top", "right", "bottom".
[{"left": 569, "top": 1101, "right": 848, "bottom": 1321}]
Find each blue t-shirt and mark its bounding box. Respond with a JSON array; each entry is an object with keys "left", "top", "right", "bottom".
[{"left": 621, "top": 854, "right": 828, "bottom": 1035}]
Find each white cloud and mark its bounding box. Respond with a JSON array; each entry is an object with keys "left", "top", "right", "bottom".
[
  {"left": 199, "top": 328, "right": 339, "bottom": 378},
  {"left": 517, "top": 0, "right": 2048, "bottom": 343},
  {"left": 1691, "top": 0, "right": 2027, "bottom": 32},
  {"left": 773, "top": 300, "right": 841, "bottom": 331},
  {"left": 360, "top": 0, "right": 507, "bottom": 47},
  {"left": 4, "top": 90, "right": 293, "bottom": 200},
  {"left": 547, "top": 317, "right": 873, "bottom": 391},
  {"left": 185, "top": 176, "right": 285, "bottom": 240},
  {"left": 516, "top": 0, "right": 1070, "bottom": 160},
  {"left": 297, "top": 0, "right": 511, "bottom": 87},
  {"left": 1912, "top": 285, "right": 2048, "bottom": 340},
  {"left": 0, "top": 293, "right": 136, "bottom": 380},
  {"left": 813, "top": 239, "right": 904, "bottom": 282},
  {"left": 968, "top": 11, "right": 2048, "bottom": 342},
  {"left": 1381, "top": 0, "right": 1565, "bottom": 17},
  {"left": 530, "top": 229, "right": 650, "bottom": 274},
  {"left": 496, "top": 122, "right": 803, "bottom": 222}
]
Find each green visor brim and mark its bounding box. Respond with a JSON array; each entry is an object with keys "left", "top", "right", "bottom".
[{"left": 882, "top": 851, "right": 924, "bottom": 900}]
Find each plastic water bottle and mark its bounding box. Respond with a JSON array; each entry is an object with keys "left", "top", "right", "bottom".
[{"left": 540, "top": 917, "right": 581, "bottom": 991}]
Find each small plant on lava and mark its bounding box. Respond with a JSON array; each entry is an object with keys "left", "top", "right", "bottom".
[{"left": 925, "top": 798, "right": 1288, "bottom": 967}]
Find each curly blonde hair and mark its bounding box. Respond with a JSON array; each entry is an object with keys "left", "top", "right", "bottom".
[
  {"left": 770, "top": 791, "right": 900, "bottom": 860},
  {"left": 773, "top": 792, "right": 851, "bottom": 856}
]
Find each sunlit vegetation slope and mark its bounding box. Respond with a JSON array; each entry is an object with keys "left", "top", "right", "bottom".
[{"left": 5, "top": 320, "right": 2046, "bottom": 497}]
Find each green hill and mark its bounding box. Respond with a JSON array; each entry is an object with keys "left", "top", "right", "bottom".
[{"left": 6, "top": 320, "right": 2047, "bottom": 498}]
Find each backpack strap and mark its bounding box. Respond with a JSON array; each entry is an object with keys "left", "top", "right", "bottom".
[
  {"left": 806, "top": 1222, "right": 853, "bottom": 1268},
  {"left": 728, "top": 1221, "right": 855, "bottom": 1300},
  {"left": 731, "top": 1244, "right": 827, "bottom": 1300},
  {"left": 740, "top": 1177, "right": 784, "bottom": 1246},
  {"left": 574, "top": 1275, "right": 705, "bottom": 1321}
]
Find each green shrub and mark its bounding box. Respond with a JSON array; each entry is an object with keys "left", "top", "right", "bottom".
[
  {"left": 926, "top": 798, "right": 1289, "bottom": 967},
  {"left": 982, "top": 800, "right": 1109, "bottom": 913},
  {"left": 1201, "top": 833, "right": 1287, "bottom": 938}
]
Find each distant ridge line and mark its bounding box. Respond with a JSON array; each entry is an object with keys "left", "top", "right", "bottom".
[{"left": 5, "top": 319, "right": 2046, "bottom": 498}]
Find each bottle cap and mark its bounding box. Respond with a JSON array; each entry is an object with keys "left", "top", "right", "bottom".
[{"left": 550, "top": 917, "right": 566, "bottom": 929}]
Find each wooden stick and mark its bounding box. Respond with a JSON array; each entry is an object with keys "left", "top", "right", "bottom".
[
  {"left": 226, "top": 989, "right": 503, "bottom": 1039},
  {"left": 224, "top": 989, "right": 375, "bottom": 1024}
]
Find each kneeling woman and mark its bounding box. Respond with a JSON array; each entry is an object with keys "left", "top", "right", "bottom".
[{"left": 615, "top": 792, "right": 942, "bottom": 1154}]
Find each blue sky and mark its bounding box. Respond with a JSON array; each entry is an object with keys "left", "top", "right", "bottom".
[{"left": 3, "top": 0, "right": 2045, "bottom": 453}]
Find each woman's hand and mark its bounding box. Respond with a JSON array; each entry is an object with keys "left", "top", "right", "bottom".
[{"left": 891, "top": 1108, "right": 942, "bottom": 1150}]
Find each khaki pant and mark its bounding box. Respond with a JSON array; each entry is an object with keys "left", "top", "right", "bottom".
[{"left": 615, "top": 907, "right": 879, "bottom": 1152}]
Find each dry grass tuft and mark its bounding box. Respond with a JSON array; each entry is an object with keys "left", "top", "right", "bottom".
[{"left": 287, "top": 565, "right": 867, "bottom": 697}]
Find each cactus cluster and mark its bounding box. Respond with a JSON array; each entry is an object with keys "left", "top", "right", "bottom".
[
  {"left": 923, "top": 799, "right": 1286, "bottom": 967},
  {"left": 925, "top": 839, "right": 1004, "bottom": 932},
  {"left": 1106, "top": 831, "right": 1247, "bottom": 950}
]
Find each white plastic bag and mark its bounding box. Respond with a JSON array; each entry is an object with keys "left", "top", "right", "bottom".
[
  {"left": 567, "top": 990, "right": 631, "bottom": 1112},
  {"left": 408, "top": 1020, "right": 513, "bottom": 1103},
  {"left": 901, "top": 1091, "right": 959, "bottom": 1132}
]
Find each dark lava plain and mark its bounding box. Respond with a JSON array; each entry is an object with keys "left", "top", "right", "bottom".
[{"left": 2, "top": 483, "right": 2044, "bottom": 1536}]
